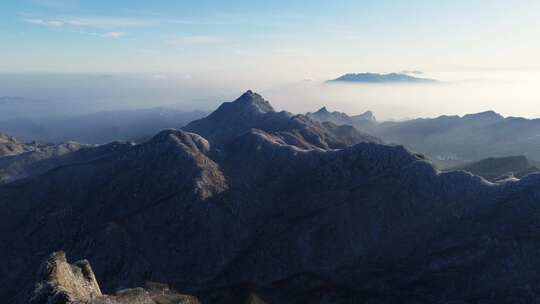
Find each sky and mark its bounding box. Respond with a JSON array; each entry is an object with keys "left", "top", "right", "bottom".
[
  {"left": 2, "top": 0, "right": 540, "bottom": 79},
  {"left": 1, "top": 1, "right": 540, "bottom": 119}
]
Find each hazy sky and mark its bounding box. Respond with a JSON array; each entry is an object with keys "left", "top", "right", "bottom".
[
  {"left": 1, "top": 1, "right": 540, "bottom": 120},
  {"left": 2, "top": 0, "right": 540, "bottom": 82}
]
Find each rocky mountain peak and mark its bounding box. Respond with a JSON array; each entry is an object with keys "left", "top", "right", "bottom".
[
  {"left": 355, "top": 110, "right": 376, "bottom": 122},
  {"left": 232, "top": 90, "right": 275, "bottom": 114},
  {"left": 314, "top": 106, "right": 329, "bottom": 115},
  {"left": 462, "top": 110, "right": 503, "bottom": 121}
]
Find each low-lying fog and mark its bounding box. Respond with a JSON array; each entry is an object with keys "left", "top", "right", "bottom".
[{"left": 1, "top": 71, "right": 539, "bottom": 121}]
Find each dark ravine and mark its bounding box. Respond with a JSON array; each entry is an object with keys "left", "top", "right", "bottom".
[{"left": 3, "top": 92, "right": 540, "bottom": 303}]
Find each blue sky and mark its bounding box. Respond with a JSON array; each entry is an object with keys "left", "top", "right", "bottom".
[{"left": 1, "top": 0, "right": 540, "bottom": 81}]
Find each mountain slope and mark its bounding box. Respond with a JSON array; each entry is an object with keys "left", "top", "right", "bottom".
[
  {"left": 183, "top": 91, "right": 381, "bottom": 149},
  {"left": 3, "top": 123, "right": 540, "bottom": 303},
  {"left": 0, "top": 140, "right": 134, "bottom": 184}
]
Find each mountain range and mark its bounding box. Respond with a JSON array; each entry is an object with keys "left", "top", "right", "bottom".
[
  {"left": 328, "top": 73, "right": 437, "bottom": 83},
  {"left": 307, "top": 107, "right": 540, "bottom": 167},
  {"left": 449, "top": 155, "right": 540, "bottom": 182},
  {"left": 306, "top": 107, "right": 376, "bottom": 131},
  {"left": 3, "top": 91, "right": 540, "bottom": 303},
  {"left": 0, "top": 107, "right": 208, "bottom": 144}
]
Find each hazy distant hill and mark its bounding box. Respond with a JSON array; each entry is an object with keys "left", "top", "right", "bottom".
[
  {"left": 0, "top": 108, "right": 208, "bottom": 144},
  {"left": 307, "top": 106, "right": 540, "bottom": 167},
  {"left": 328, "top": 72, "right": 437, "bottom": 83},
  {"left": 450, "top": 155, "right": 540, "bottom": 182},
  {"left": 373, "top": 111, "right": 540, "bottom": 167},
  {"left": 306, "top": 106, "right": 376, "bottom": 131}
]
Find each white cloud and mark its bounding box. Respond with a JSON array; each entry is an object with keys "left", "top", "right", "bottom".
[
  {"left": 23, "top": 16, "right": 150, "bottom": 30},
  {"left": 24, "top": 18, "right": 65, "bottom": 27},
  {"left": 70, "top": 30, "right": 126, "bottom": 39},
  {"left": 100, "top": 31, "right": 125, "bottom": 39},
  {"left": 167, "top": 36, "right": 227, "bottom": 47}
]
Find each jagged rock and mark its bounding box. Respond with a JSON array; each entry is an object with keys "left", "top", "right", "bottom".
[
  {"left": 0, "top": 133, "right": 35, "bottom": 157},
  {"left": 30, "top": 251, "right": 102, "bottom": 304},
  {"left": 29, "top": 252, "right": 199, "bottom": 304}
]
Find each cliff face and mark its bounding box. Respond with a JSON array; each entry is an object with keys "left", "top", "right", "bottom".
[{"left": 30, "top": 252, "right": 199, "bottom": 304}]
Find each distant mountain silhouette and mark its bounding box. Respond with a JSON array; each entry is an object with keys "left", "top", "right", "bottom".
[
  {"left": 0, "top": 108, "right": 208, "bottom": 144},
  {"left": 450, "top": 155, "right": 540, "bottom": 182},
  {"left": 307, "top": 106, "right": 376, "bottom": 131},
  {"left": 328, "top": 72, "right": 436, "bottom": 83},
  {"left": 4, "top": 91, "right": 540, "bottom": 303},
  {"left": 306, "top": 107, "right": 540, "bottom": 167},
  {"left": 372, "top": 111, "right": 540, "bottom": 167}
]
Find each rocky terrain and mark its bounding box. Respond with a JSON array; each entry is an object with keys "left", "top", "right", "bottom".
[
  {"left": 30, "top": 251, "right": 199, "bottom": 304},
  {"left": 3, "top": 91, "right": 540, "bottom": 303},
  {"left": 0, "top": 133, "right": 35, "bottom": 157}
]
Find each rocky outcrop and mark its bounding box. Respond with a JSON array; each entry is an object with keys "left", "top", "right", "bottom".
[
  {"left": 30, "top": 251, "right": 102, "bottom": 304},
  {"left": 0, "top": 133, "right": 35, "bottom": 157},
  {"left": 30, "top": 252, "right": 199, "bottom": 304}
]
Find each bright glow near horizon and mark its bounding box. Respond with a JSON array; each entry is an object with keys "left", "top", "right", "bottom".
[{"left": 1, "top": 1, "right": 540, "bottom": 119}]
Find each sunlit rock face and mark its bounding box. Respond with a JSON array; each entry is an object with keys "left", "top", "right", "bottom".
[{"left": 29, "top": 252, "right": 199, "bottom": 304}]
